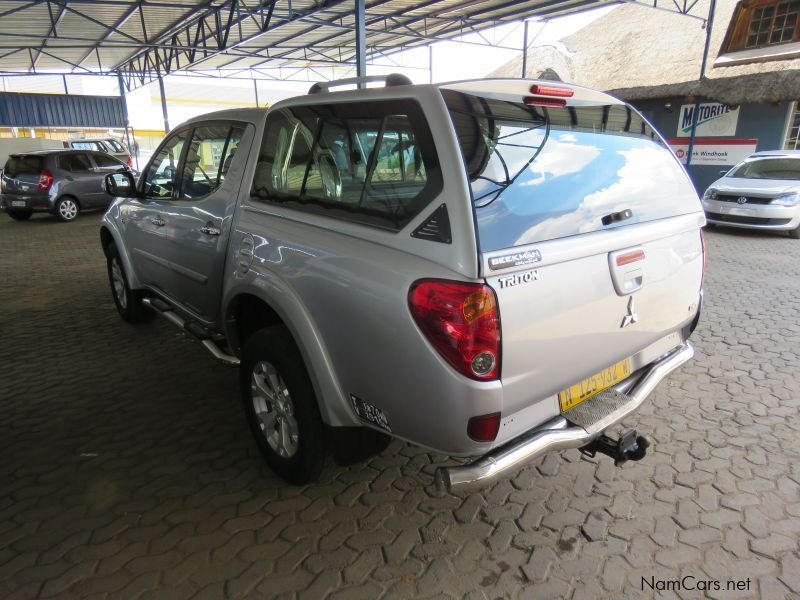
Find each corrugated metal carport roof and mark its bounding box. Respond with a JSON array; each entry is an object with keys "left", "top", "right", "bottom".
[{"left": 0, "top": 0, "right": 708, "bottom": 90}]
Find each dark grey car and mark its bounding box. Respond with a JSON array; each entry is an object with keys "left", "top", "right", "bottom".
[{"left": 1, "top": 149, "right": 129, "bottom": 222}]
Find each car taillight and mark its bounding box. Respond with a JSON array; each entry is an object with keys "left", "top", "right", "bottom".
[
  {"left": 127, "top": 156, "right": 133, "bottom": 168},
  {"left": 529, "top": 84, "right": 574, "bottom": 98},
  {"left": 408, "top": 279, "right": 501, "bottom": 381},
  {"left": 37, "top": 169, "right": 53, "bottom": 191}
]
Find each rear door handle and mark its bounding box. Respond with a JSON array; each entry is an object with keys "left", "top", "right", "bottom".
[{"left": 200, "top": 224, "right": 221, "bottom": 236}]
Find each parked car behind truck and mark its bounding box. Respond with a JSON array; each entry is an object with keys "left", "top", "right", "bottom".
[
  {"left": 2, "top": 149, "right": 130, "bottom": 221},
  {"left": 100, "top": 76, "right": 705, "bottom": 490}
]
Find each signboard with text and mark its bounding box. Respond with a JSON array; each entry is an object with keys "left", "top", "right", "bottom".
[
  {"left": 677, "top": 103, "right": 740, "bottom": 137},
  {"left": 668, "top": 138, "right": 758, "bottom": 166}
]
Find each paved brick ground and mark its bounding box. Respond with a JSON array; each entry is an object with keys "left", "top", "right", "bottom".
[{"left": 1, "top": 211, "right": 799, "bottom": 599}]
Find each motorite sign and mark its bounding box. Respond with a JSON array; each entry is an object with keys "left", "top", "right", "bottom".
[
  {"left": 668, "top": 138, "right": 758, "bottom": 166},
  {"left": 677, "top": 102, "right": 740, "bottom": 137}
]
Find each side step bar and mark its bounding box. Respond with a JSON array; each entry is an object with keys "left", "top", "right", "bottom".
[
  {"left": 435, "top": 342, "right": 694, "bottom": 492},
  {"left": 142, "top": 297, "right": 240, "bottom": 367}
]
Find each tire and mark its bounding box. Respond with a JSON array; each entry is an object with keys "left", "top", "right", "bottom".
[
  {"left": 240, "top": 326, "right": 326, "bottom": 485},
  {"left": 106, "top": 242, "right": 151, "bottom": 323},
  {"left": 789, "top": 226, "right": 800, "bottom": 239},
  {"left": 54, "top": 196, "right": 79, "bottom": 222},
  {"left": 7, "top": 210, "right": 32, "bottom": 221}
]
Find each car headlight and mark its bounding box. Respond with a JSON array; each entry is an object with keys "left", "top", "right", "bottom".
[
  {"left": 703, "top": 188, "right": 718, "bottom": 200},
  {"left": 772, "top": 192, "right": 799, "bottom": 207}
]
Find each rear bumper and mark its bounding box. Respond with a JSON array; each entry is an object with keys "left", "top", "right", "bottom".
[
  {"left": 1, "top": 194, "right": 54, "bottom": 212},
  {"left": 436, "top": 341, "right": 694, "bottom": 492}
]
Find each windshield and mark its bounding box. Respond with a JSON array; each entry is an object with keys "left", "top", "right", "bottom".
[
  {"left": 728, "top": 157, "right": 800, "bottom": 180},
  {"left": 443, "top": 90, "right": 700, "bottom": 251}
]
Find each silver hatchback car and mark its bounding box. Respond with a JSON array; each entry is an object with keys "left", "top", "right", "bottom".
[
  {"left": 100, "top": 76, "right": 705, "bottom": 490},
  {"left": 702, "top": 150, "right": 800, "bottom": 238}
]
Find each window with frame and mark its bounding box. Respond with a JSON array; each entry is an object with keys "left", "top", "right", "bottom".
[
  {"left": 722, "top": 0, "right": 800, "bottom": 53},
  {"left": 57, "top": 153, "right": 92, "bottom": 172},
  {"left": 142, "top": 130, "right": 187, "bottom": 198},
  {"left": 93, "top": 154, "right": 125, "bottom": 170},
  {"left": 786, "top": 102, "right": 800, "bottom": 150},
  {"left": 179, "top": 123, "right": 245, "bottom": 200},
  {"left": 250, "top": 100, "right": 440, "bottom": 230}
]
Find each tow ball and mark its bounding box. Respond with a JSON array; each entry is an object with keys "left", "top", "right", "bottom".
[{"left": 580, "top": 429, "right": 650, "bottom": 466}]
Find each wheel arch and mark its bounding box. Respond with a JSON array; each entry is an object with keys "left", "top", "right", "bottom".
[{"left": 224, "top": 289, "right": 358, "bottom": 428}]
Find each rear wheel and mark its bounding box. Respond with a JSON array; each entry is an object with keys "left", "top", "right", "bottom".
[
  {"left": 54, "top": 197, "right": 79, "bottom": 222},
  {"left": 789, "top": 225, "right": 800, "bottom": 239},
  {"left": 240, "top": 326, "right": 326, "bottom": 485},
  {"left": 7, "top": 210, "right": 32, "bottom": 221},
  {"left": 106, "top": 242, "right": 151, "bottom": 323}
]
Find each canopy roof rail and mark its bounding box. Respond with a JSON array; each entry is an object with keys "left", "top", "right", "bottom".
[{"left": 308, "top": 73, "right": 413, "bottom": 94}]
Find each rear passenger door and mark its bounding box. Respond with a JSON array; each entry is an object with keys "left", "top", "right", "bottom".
[
  {"left": 57, "top": 153, "right": 105, "bottom": 207},
  {"left": 161, "top": 121, "right": 249, "bottom": 322}
]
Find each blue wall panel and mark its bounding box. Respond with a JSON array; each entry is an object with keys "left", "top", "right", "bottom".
[{"left": 0, "top": 92, "right": 125, "bottom": 128}]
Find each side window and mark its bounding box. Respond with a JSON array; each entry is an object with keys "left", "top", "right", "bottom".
[
  {"left": 179, "top": 123, "right": 245, "bottom": 200},
  {"left": 70, "top": 141, "right": 98, "bottom": 151},
  {"left": 93, "top": 154, "right": 125, "bottom": 170},
  {"left": 57, "top": 153, "right": 92, "bottom": 172},
  {"left": 250, "top": 102, "right": 441, "bottom": 230},
  {"left": 142, "top": 131, "right": 187, "bottom": 199}
]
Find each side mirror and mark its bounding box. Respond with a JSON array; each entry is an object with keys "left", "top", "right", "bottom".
[{"left": 105, "top": 171, "right": 136, "bottom": 197}]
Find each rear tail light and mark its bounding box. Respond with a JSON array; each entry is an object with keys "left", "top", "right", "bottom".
[
  {"left": 37, "top": 169, "right": 53, "bottom": 192},
  {"left": 468, "top": 413, "right": 501, "bottom": 442},
  {"left": 127, "top": 156, "right": 133, "bottom": 168},
  {"left": 408, "top": 279, "right": 501, "bottom": 381},
  {"left": 529, "top": 84, "right": 574, "bottom": 98}
]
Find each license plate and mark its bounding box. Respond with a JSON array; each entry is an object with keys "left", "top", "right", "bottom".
[
  {"left": 722, "top": 206, "right": 753, "bottom": 216},
  {"left": 558, "top": 358, "right": 633, "bottom": 412},
  {"left": 11, "top": 200, "right": 26, "bottom": 207}
]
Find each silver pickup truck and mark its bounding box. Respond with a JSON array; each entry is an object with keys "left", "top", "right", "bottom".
[{"left": 100, "top": 76, "right": 705, "bottom": 491}]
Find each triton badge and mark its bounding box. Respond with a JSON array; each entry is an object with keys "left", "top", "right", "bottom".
[
  {"left": 498, "top": 269, "right": 539, "bottom": 289},
  {"left": 621, "top": 296, "right": 639, "bottom": 328},
  {"left": 488, "top": 249, "right": 542, "bottom": 271}
]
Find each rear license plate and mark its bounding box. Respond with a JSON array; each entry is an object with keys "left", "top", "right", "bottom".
[
  {"left": 558, "top": 358, "right": 632, "bottom": 412},
  {"left": 11, "top": 200, "right": 26, "bottom": 207}
]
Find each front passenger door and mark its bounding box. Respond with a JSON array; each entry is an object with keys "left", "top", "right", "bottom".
[{"left": 124, "top": 129, "right": 188, "bottom": 295}]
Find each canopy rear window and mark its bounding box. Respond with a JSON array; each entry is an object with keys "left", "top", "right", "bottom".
[{"left": 442, "top": 90, "right": 699, "bottom": 251}]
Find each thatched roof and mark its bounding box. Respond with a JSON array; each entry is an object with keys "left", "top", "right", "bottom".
[{"left": 493, "top": 0, "right": 800, "bottom": 104}]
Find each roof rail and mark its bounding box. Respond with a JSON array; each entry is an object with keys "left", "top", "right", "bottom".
[{"left": 308, "top": 73, "right": 412, "bottom": 94}]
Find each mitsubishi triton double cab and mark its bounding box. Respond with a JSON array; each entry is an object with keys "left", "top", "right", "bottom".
[{"left": 99, "top": 75, "right": 705, "bottom": 490}]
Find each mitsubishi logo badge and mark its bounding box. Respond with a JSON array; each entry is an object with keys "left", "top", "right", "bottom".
[
  {"left": 737, "top": 196, "right": 747, "bottom": 204},
  {"left": 621, "top": 296, "right": 639, "bottom": 328}
]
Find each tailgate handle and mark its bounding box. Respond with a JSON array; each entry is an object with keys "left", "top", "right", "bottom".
[
  {"left": 602, "top": 209, "right": 632, "bottom": 226},
  {"left": 608, "top": 247, "right": 645, "bottom": 296}
]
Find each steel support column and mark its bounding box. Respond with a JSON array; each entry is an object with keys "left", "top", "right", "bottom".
[
  {"left": 253, "top": 78, "right": 259, "bottom": 107},
  {"left": 157, "top": 73, "right": 170, "bottom": 133},
  {"left": 117, "top": 73, "right": 136, "bottom": 169},
  {"left": 521, "top": 20, "right": 528, "bottom": 78},
  {"left": 355, "top": 0, "right": 366, "bottom": 86},
  {"left": 685, "top": 0, "right": 716, "bottom": 169},
  {"left": 429, "top": 44, "right": 433, "bottom": 83}
]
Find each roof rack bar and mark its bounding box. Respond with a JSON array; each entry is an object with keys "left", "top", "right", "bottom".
[{"left": 308, "top": 73, "right": 412, "bottom": 94}]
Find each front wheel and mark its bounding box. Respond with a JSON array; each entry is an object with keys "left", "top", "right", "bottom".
[
  {"left": 240, "top": 326, "right": 326, "bottom": 485},
  {"left": 54, "top": 197, "right": 79, "bottom": 222},
  {"left": 106, "top": 242, "right": 151, "bottom": 323}
]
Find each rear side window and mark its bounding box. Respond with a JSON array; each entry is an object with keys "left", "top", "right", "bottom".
[
  {"left": 250, "top": 100, "right": 441, "bottom": 230},
  {"left": 442, "top": 90, "right": 699, "bottom": 251},
  {"left": 70, "top": 141, "right": 102, "bottom": 151},
  {"left": 58, "top": 153, "right": 92, "bottom": 172},
  {"left": 4, "top": 156, "right": 43, "bottom": 176},
  {"left": 92, "top": 154, "right": 124, "bottom": 169}
]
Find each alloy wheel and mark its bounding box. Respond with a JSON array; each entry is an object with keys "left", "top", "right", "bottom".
[
  {"left": 251, "top": 361, "right": 299, "bottom": 458},
  {"left": 59, "top": 199, "right": 78, "bottom": 220},
  {"left": 110, "top": 258, "right": 127, "bottom": 310}
]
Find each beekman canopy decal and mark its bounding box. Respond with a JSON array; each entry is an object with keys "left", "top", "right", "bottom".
[{"left": 676, "top": 103, "right": 740, "bottom": 138}]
